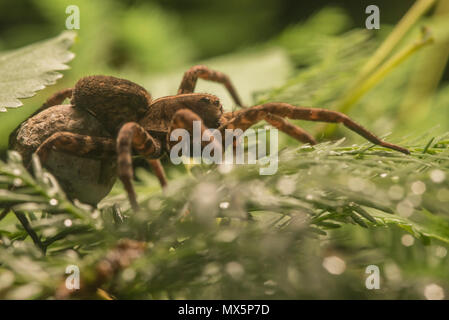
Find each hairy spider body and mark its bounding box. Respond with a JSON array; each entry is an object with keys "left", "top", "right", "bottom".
[
  {"left": 10, "top": 65, "right": 409, "bottom": 210},
  {"left": 10, "top": 105, "right": 117, "bottom": 205}
]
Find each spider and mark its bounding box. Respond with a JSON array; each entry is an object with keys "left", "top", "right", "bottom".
[{"left": 10, "top": 65, "right": 409, "bottom": 211}]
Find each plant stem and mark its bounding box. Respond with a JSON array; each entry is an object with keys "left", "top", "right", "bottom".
[{"left": 358, "top": 0, "right": 436, "bottom": 82}]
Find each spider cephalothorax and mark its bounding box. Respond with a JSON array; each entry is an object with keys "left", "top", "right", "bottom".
[{"left": 10, "top": 65, "right": 409, "bottom": 210}]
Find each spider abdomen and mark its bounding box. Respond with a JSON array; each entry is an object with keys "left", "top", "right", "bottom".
[{"left": 10, "top": 105, "right": 116, "bottom": 205}]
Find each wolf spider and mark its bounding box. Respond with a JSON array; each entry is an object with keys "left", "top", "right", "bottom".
[{"left": 10, "top": 65, "right": 409, "bottom": 211}]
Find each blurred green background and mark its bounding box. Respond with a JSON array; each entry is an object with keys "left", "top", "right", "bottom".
[{"left": 1, "top": 0, "right": 449, "bottom": 300}]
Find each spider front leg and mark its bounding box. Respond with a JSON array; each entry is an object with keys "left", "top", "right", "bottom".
[
  {"left": 117, "top": 123, "right": 163, "bottom": 211},
  {"left": 178, "top": 65, "right": 243, "bottom": 107},
  {"left": 168, "top": 109, "right": 222, "bottom": 153},
  {"left": 31, "top": 88, "right": 73, "bottom": 116},
  {"left": 220, "top": 103, "right": 409, "bottom": 154}
]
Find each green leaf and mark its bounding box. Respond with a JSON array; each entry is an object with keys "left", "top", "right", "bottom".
[{"left": 0, "top": 31, "right": 76, "bottom": 112}]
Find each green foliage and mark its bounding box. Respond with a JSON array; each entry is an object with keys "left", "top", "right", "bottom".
[
  {"left": 1, "top": 3, "right": 449, "bottom": 300},
  {"left": 0, "top": 135, "right": 448, "bottom": 299},
  {"left": 0, "top": 31, "right": 75, "bottom": 111}
]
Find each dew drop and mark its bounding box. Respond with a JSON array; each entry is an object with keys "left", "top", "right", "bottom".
[
  {"left": 397, "top": 200, "right": 414, "bottom": 218},
  {"left": 388, "top": 185, "right": 404, "bottom": 200},
  {"left": 406, "top": 194, "right": 421, "bottom": 207},
  {"left": 215, "top": 230, "right": 237, "bottom": 243},
  {"left": 322, "top": 256, "right": 346, "bottom": 275},
  {"left": 13, "top": 178, "right": 22, "bottom": 187},
  {"left": 384, "top": 262, "right": 402, "bottom": 282},
  {"left": 219, "top": 202, "right": 230, "bottom": 209},
  {"left": 64, "top": 219, "right": 72, "bottom": 227},
  {"left": 430, "top": 169, "right": 446, "bottom": 183},
  {"left": 380, "top": 173, "right": 388, "bottom": 178},
  {"left": 226, "top": 261, "right": 244, "bottom": 279},
  {"left": 348, "top": 177, "right": 366, "bottom": 192},
  {"left": 122, "top": 268, "right": 136, "bottom": 281},
  {"left": 401, "top": 234, "right": 414, "bottom": 247},
  {"left": 276, "top": 176, "right": 296, "bottom": 195},
  {"left": 49, "top": 198, "right": 58, "bottom": 206},
  {"left": 437, "top": 188, "right": 449, "bottom": 202},
  {"left": 12, "top": 169, "right": 21, "bottom": 176},
  {"left": 435, "top": 246, "right": 447, "bottom": 258},
  {"left": 424, "top": 283, "right": 445, "bottom": 300},
  {"left": 411, "top": 181, "right": 426, "bottom": 195}
]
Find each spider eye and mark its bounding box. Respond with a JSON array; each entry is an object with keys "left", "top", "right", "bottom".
[{"left": 200, "top": 97, "right": 210, "bottom": 103}]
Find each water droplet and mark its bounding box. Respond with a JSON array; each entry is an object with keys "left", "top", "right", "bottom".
[
  {"left": 226, "top": 261, "right": 244, "bottom": 279},
  {"left": 0, "top": 271, "right": 15, "bottom": 290},
  {"left": 424, "top": 283, "right": 445, "bottom": 300},
  {"left": 411, "top": 181, "right": 426, "bottom": 195},
  {"left": 388, "top": 185, "right": 404, "bottom": 200},
  {"left": 264, "top": 280, "right": 277, "bottom": 287},
  {"left": 437, "top": 188, "right": 449, "bottom": 202},
  {"left": 397, "top": 200, "right": 414, "bottom": 218},
  {"left": 401, "top": 234, "right": 414, "bottom": 247},
  {"left": 63, "top": 219, "right": 72, "bottom": 227},
  {"left": 384, "top": 262, "right": 402, "bottom": 282},
  {"left": 380, "top": 173, "right": 388, "bottom": 178},
  {"left": 264, "top": 280, "right": 277, "bottom": 295},
  {"left": 391, "top": 176, "right": 399, "bottom": 182},
  {"left": 287, "top": 267, "right": 300, "bottom": 286},
  {"left": 122, "top": 268, "right": 136, "bottom": 281},
  {"left": 435, "top": 246, "right": 447, "bottom": 258},
  {"left": 215, "top": 230, "right": 237, "bottom": 243},
  {"left": 13, "top": 178, "right": 22, "bottom": 187},
  {"left": 348, "top": 177, "right": 366, "bottom": 192},
  {"left": 306, "top": 194, "right": 314, "bottom": 201},
  {"left": 219, "top": 202, "right": 230, "bottom": 209},
  {"left": 406, "top": 194, "right": 421, "bottom": 207},
  {"left": 322, "top": 256, "right": 346, "bottom": 275},
  {"left": 203, "top": 263, "right": 220, "bottom": 276},
  {"left": 12, "top": 169, "right": 21, "bottom": 176},
  {"left": 276, "top": 176, "right": 296, "bottom": 195},
  {"left": 430, "top": 169, "right": 446, "bottom": 183},
  {"left": 49, "top": 198, "right": 58, "bottom": 206}
]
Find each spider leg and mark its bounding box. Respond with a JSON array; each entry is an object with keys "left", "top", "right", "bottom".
[
  {"left": 168, "top": 108, "right": 222, "bottom": 152},
  {"left": 219, "top": 103, "right": 409, "bottom": 154},
  {"left": 264, "top": 113, "right": 317, "bottom": 145},
  {"left": 147, "top": 159, "right": 167, "bottom": 188},
  {"left": 117, "top": 122, "right": 162, "bottom": 211},
  {"left": 35, "top": 132, "right": 116, "bottom": 164},
  {"left": 31, "top": 88, "right": 73, "bottom": 117},
  {"left": 178, "top": 65, "right": 243, "bottom": 107},
  {"left": 222, "top": 110, "right": 316, "bottom": 145}
]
